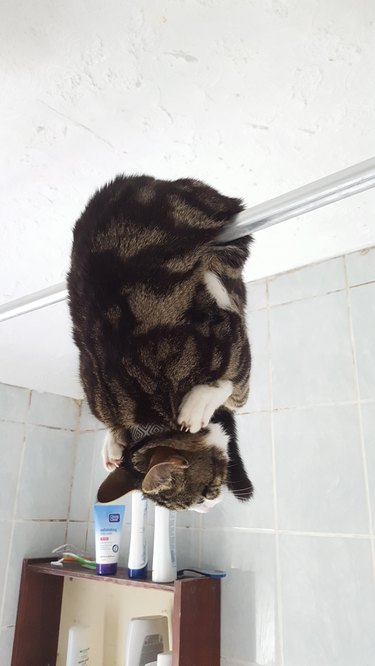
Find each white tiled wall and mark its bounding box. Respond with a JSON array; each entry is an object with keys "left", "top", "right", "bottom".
[
  {"left": 0, "top": 385, "right": 79, "bottom": 664},
  {"left": 204, "top": 246, "right": 375, "bottom": 666},
  {"left": 1, "top": 246, "right": 375, "bottom": 665}
]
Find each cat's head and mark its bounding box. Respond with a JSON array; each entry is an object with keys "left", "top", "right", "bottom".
[{"left": 97, "top": 423, "right": 253, "bottom": 511}]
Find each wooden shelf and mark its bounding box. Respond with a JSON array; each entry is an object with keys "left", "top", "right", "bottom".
[
  {"left": 27, "top": 560, "right": 176, "bottom": 591},
  {"left": 11, "top": 558, "right": 221, "bottom": 666}
]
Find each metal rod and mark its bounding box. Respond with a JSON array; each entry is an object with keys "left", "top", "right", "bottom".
[
  {"left": 218, "top": 156, "right": 375, "bottom": 242},
  {"left": 0, "top": 283, "right": 68, "bottom": 323},
  {"left": 1, "top": 157, "right": 375, "bottom": 323}
]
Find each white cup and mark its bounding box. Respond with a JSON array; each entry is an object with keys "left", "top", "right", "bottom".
[{"left": 157, "top": 651, "right": 173, "bottom": 666}]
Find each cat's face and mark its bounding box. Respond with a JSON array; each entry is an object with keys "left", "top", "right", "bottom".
[
  {"left": 97, "top": 432, "right": 229, "bottom": 511},
  {"left": 139, "top": 444, "right": 228, "bottom": 511}
]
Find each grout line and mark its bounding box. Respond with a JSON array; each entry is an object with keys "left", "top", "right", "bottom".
[
  {"left": 10, "top": 519, "right": 68, "bottom": 524},
  {"left": 64, "top": 399, "right": 83, "bottom": 544},
  {"left": 248, "top": 278, "right": 375, "bottom": 313},
  {"left": 0, "top": 389, "right": 32, "bottom": 628},
  {"left": 84, "top": 432, "right": 102, "bottom": 550},
  {"left": 344, "top": 257, "right": 375, "bottom": 590},
  {"left": 197, "top": 526, "right": 372, "bottom": 538},
  {"left": 0, "top": 417, "right": 76, "bottom": 432},
  {"left": 267, "top": 285, "right": 345, "bottom": 309},
  {"left": 237, "top": 398, "right": 375, "bottom": 417},
  {"left": 246, "top": 244, "right": 375, "bottom": 288},
  {"left": 266, "top": 278, "right": 285, "bottom": 666},
  {"left": 348, "top": 279, "right": 375, "bottom": 290}
]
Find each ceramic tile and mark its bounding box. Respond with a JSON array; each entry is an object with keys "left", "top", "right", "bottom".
[
  {"left": 202, "top": 531, "right": 276, "bottom": 665},
  {"left": 16, "top": 426, "right": 75, "bottom": 520},
  {"left": 66, "top": 522, "right": 88, "bottom": 553},
  {"left": 0, "top": 422, "right": 24, "bottom": 521},
  {"left": 268, "top": 257, "right": 344, "bottom": 306},
  {"left": 239, "top": 309, "right": 270, "bottom": 413},
  {"left": 361, "top": 402, "right": 375, "bottom": 528},
  {"left": 279, "top": 535, "right": 375, "bottom": 666},
  {"left": 2, "top": 521, "right": 67, "bottom": 626},
  {"left": 0, "top": 384, "right": 29, "bottom": 423},
  {"left": 69, "top": 430, "right": 97, "bottom": 521},
  {"left": 85, "top": 521, "right": 96, "bottom": 560},
  {"left": 0, "top": 626, "right": 15, "bottom": 666},
  {"left": 79, "top": 400, "right": 101, "bottom": 431},
  {"left": 176, "top": 527, "right": 201, "bottom": 572},
  {"left": 274, "top": 405, "right": 368, "bottom": 533},
  {"left": 28, "top": 390, "right": 78, "bottom": 430},
  {"left": 246, "top": 280, "right": 267, "bottom": 311},
  {"left": 202, "top": 413, "right": 274, "bottom": 529},
  {"left": 0, "top": 523, "right": 11, "bottom": 622},
  {"left": 270, "top": 291, "right": 355, "bottom": 408},
  {"left": 176, "top": 507, "right": 198, "bottom": 528},
  {"left": 346, "top": 247, "right": 375, "bottom": 286},
  {"left": 350, "top": 282, "right": 375, "bottom": 399}
]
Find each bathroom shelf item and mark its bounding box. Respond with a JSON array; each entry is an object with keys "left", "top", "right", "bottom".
[{"left": 11, "top": 558, "right": 221, "bottom": 666}]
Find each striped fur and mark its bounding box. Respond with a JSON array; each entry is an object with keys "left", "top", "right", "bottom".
[{"left": 68, "top": 175, "right": 253, "bottom": 510}]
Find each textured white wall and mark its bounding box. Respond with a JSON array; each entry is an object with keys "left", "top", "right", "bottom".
[{"left": 1, "top": 0, "right": 375, "bottom": 305}]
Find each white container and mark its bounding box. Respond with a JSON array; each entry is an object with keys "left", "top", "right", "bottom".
[
  {"left": 157, "top": 651, "right": 173, "bottom": 665},
  {"left": 124, "top": 615, "right": 169, "bottom": 666},
  {"left": 152, "top": 507, "right": 177, "bottom": 583},
  {"left": 128, "top": 491, "right": 148, "bottom": 578},
  {"left": 66, "top": 624, "right": 91, "bottom": 666},
  {"left": 93, "top": 503, "right": 125, "bottom": 575}
]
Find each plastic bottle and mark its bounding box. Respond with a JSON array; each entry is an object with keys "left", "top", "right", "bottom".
[
  {"left": 152, "top": 507, "right": 177, "bottom": 583},
  {"left": 157, "top": 652, "right": 173, "bottom": 666},
  {"left": 128, "top": 490, "right": 148, "bottom": 578},
  {"left": 66, "top": 624, "right": 91, "bottom": 666}
]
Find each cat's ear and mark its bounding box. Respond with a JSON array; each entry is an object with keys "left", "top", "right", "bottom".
[
  {"left": 97, "top": 467, "right": 138, "bottom": 503},
  {"left": 142, "top": 449, "right": 189, "bottom": 494}
]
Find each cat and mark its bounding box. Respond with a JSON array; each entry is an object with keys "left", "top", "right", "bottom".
[{"left": 67, "top": 174, "right": 254, "bottom": 511}]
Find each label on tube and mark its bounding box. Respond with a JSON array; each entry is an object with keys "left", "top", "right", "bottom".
[{"left": 93, "top": 503, "right": 125, "bottom": 575}]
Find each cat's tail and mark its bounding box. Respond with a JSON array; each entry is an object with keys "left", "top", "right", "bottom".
[{"left": 164, "top": 177, "right": 252, "bottom": 269}]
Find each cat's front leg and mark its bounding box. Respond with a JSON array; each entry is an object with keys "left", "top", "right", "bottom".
[
  {"left": 102, "top": 431, "right": 124, "bottom": 471},
  {"left": 178, "top": 380, "right": 233, "bottom": 434}
]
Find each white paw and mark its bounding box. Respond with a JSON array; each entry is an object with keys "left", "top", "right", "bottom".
[
  {"left": 102, "top": 431, "right": 124, "bottom": 472},
  {"left": 178, "top": 380, "right": 233, "bottom": 434}
]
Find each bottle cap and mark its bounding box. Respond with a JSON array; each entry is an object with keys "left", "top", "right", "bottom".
[{"left": 157, "top": 651, "right": 172, "bottom": 665}]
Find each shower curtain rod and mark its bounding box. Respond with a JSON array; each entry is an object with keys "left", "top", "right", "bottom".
[{"left": 1, "top": 156, "right": 375, "bottom": 323}]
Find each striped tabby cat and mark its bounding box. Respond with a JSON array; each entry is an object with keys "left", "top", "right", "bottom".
[{"left": 68, "top": 175, "right": 253, "bottom": 511}]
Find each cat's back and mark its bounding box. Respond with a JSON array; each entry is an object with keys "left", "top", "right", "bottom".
[{"left": 69, "top": 174, "right": 246, "bottom": 325}]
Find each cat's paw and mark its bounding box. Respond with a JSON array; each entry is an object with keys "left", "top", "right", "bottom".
[
  {"left": 102, "top": 431, "right": 124, "bottom": 472},
  {"left": 178, "top": 380, "right": 233, "bottom": 434}
]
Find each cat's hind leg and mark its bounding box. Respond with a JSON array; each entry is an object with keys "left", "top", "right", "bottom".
[
  {"left": 102, "top": 431, "right": 124, "bottom": 471},
  {"left": 178, "top": 380, "right": 233, "bottom": 434}
]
